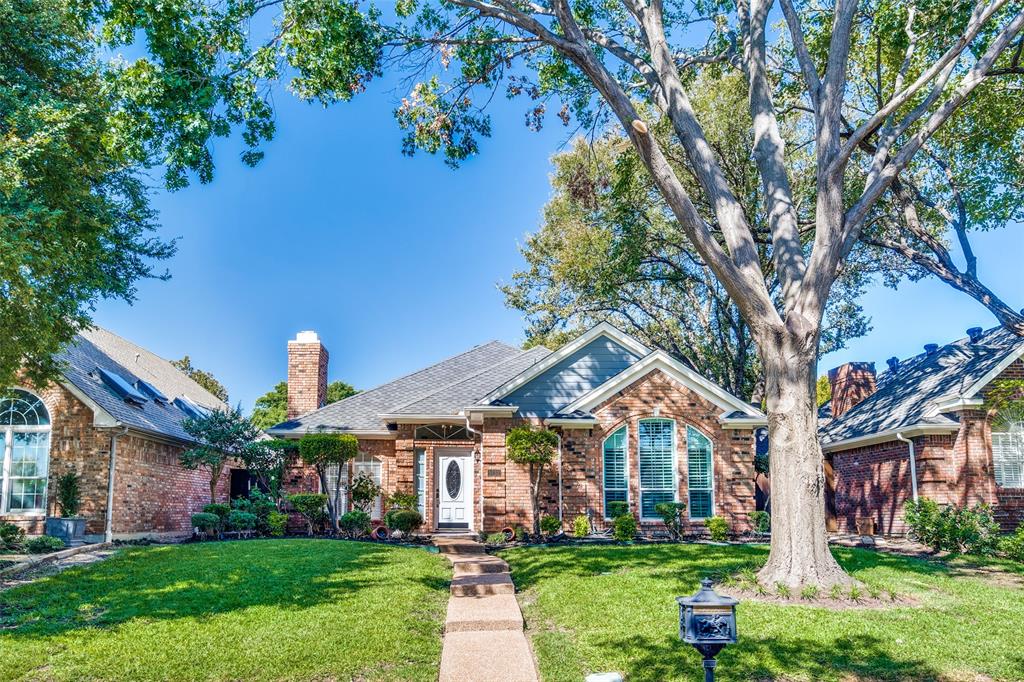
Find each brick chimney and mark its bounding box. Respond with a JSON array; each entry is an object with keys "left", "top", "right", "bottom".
[
  {"left": 287, "top": 331, "right": 329, "bottom": 419},
  {"left": 828, "top": 362, "right": 876, "bottom": 419}
]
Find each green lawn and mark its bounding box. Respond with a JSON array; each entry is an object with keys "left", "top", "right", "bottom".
[
  {"left": 0, "top": 539, "right": 450, "bottom": 681},
  {"left": 500, "top": 544, "right": 1024, "bottom": 682}
]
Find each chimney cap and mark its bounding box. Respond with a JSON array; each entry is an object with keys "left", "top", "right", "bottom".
[
  {"left": 291, "top": 330, "right": 320, "bottom": 344},
  {"left": 924, "top": 343, "right": 939, "bottom": 355},
  {"left": 966, "top": 327, "right": 983, "bottom": 342}
]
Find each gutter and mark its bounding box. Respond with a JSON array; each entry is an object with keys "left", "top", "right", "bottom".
[
  {"left": 104, "top": 425, "right": 129, "bottom": 543},
  {"left": 895, "top": 432, "right": 919, "bottom": 503}
]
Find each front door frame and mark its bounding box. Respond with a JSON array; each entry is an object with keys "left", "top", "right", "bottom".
[{"left": 435, "top": 447, "right": 474, "bottom": 531}]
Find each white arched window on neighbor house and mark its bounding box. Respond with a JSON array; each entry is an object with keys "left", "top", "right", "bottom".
[
  {"left": 602, "top": 426, "right": 628, "bottom": 519},
  {"left": 638, "top": 418, "right": 676, "bottom": 519},
  {"left": 686, "top": 425, "right": 715, "bottom": 520},
  {"left": 0, "top": 389, "right": 51, "bottom": 514},
  {"left": 992, "top": 422, "right": 1024, "bottom": 488}
]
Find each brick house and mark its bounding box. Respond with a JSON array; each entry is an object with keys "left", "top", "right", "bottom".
[
  {"left": 268, "top": 324, "right": 766, "bottom": 534},
  {"left": 821, "top": 326, "right": 1024, "bottom": 535},
  {"left": 1, "top": 326, "right": 231, "bottom": 542}
]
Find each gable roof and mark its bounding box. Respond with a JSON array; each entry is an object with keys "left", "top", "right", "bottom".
[
  {"left": 55, "top": 326, "right": 228, "bottom": 443},
  {"left": 821, "top": 325, "right": 1024, "bottom": 450}
]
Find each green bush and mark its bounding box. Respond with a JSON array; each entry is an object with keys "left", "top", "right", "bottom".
[
  {"left": 339, "top": 510, "right": 371, "bottom": 538},
  {"left": 348, "top": 473, "right": 384, "bottom": 514},
  {"left": 486, "top": 532, "right": 508, "bottom": 545},
  {"left": 540, "top": 514, "right": 561, "bottom": 536},
  {"left": 514, "top": 526, "right": 527, "bottom": 542},
  {"left": 0, "top": 522, "right": 25, "bottom": 550},
  {"left": 607, "top": 501, "right": 629, "bottom": 518},
  {"left": 55, "top": 471, "right": 82, "bottom": 517},
  {"left": 266, "top": 511, "right": 288, "bottom": 537},
  {"left": 203, "top": 503, "right": 231, "bottom": 520},
  {"left": 387, "top": 490, "right": 419, "bottom": 510},
  {"left": 750, "top": 510, "right": 771, "bottom": 534},
  {"left": 904, "top": 498, "right": 1000, "bottom": 553},
  {"left": 572, "top": 514, "right": 590, "bottom": 538},
  {"left": 25, "top": 535, "right": 66, "bottom": 554},
  {"left": 997, "top": 524, "right": 1024, "bottom": 562},
  {"left": 705, "top": 516, "right": 729, "bottom": 542},
  {"left": 655, "top": 501, "right": 688, "bottom": 539},
  {"left": 288, "top": 493, "right": 328, "bottom": 535},
  {"left": 384, "top": 508, "right": 423, "bottom": 534},
  {"left": 191, "top": 512, "right": 220, "bottom": 535},
  {"left": 613, "top": 514, "right": 637, "bottom": 542},
  {"left": 227, "top": 510, "right": 257, "bottom": 531}
]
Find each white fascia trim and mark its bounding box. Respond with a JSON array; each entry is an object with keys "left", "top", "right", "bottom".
[
  {"left": 544, "top": 417, "right": 599, "bottom": 428},
  {"left": 379, "top": 413, "right": 467, "bottom": 424},
  {"left": 562, "top": 351, "right": 764, "bottom": 417},
  {"left": 962, "top": 342, "right": 1024, "bottom": 400},
  {"left": 465, "top": 405, "right": 518, "bottom": 424},
  {"left": 719, "top": 413, "right": 768, "bottom": 429},
  {"left": 480, "top": 322, "right": 651, "bottom": 404},
  {"left": 822, "top": 422, "right": 959, "bottom": 453},
  {"left": 265, "top": 427, "right": 396, "bottom": 439},
  {"left": 59, "top": 379, "right": 120, "bottom": 428},
  {"left": 931, "top": 397, "right": 984, "bottom": 414}
]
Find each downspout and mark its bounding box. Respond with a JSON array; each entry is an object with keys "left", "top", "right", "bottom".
[
  {"left": 464, "top": 414, "right": 484, "bottom": 532},
  {"left": 896, "top": 432, "right": 919, "bottom": 503},
  {"left": 556, "top": 432, "right": 563, "bottom": 523},
  {"left": 104, "top": 425, "right": 129, "bottom": 543}
]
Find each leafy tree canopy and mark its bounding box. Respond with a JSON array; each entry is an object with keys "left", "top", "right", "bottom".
[
  {"left": 180, "top": 405, "right": 264, "bottom": 502},
  {"left": 172, "top": 356, "right": 229, "bottom": 402},
  {"left": 251, "top": 380, "right": 358, "bottom": 430}
]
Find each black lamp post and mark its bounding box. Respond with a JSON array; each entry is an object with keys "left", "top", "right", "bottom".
[{"left": 677, "top": 578, "right": 738, "bottom": 682}]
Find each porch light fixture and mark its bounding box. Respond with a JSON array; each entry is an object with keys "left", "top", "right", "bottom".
[{"left": 677, "top": 578, "right": 738, "bottom": 682}]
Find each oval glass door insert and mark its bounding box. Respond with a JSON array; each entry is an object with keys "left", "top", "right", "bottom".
[{"left": 445, "top": 460, "right": 462, "bottom": 498}]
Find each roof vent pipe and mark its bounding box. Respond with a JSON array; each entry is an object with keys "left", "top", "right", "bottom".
[
  {"left": 886, "top": 357, "right": 900, "bottom": 372},
  {"left": 924, "top": 343, "right": 939, "bottom": 355},
  {"left": 966, "top": 327, "right": 983, "bottom": 343}
]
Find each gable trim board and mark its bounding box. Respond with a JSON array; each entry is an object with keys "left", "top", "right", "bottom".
[{"left": 961, "top": 343, "right": 1024, "bottom": 399}]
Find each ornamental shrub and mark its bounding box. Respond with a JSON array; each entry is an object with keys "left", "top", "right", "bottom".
[
  {"left": 705, "top": 516, "right": 729, "bottom": 542},
  {"left": 998, "top": 524, "right": 1024, "bottom": 562},
  {"left": 749, "top": 510, "right": 771, "bottom": 534},
  {"left": 349, "top": 473, "right": 384, "bottom": 514},
  {"left": 266, "top": 511, "right": 288, "bottom": 537},
  {"left": 514, "top": 526, "right": 527, "bottom": 542},
  {"left": 607, "top": 501, "right": 629, "bottom": 518},
  {"left": 506, "top": 426, "right": 559, "bottom": 535},
  {"left": 56, "top": 471, "right": 82, "bottom": 517},
  {"left": 904, "top": 498, "right": 1000, "bottom": 553},
  {"left": 339, "top": 510, "right": 371, "bottom": 538},
  {"left": 25, "top": 535, "right": 66, "bottom": 554},
  {"left": 299, "top": 433, "right": 358, "bottom": 530},
  {"left": 572, "top": 514, "right": 590, "bottom": 538},
  {"left": 613, "top": 513, "right": 637, "bottom": 542},
  {"left": 540, "top": 514, "right": 561, "bottom": 536},
  {"left": 655, "top": 501, "right": 688, "bottom": 540},
  {"left": 288, "top": 493, "right": 328, "bottom": 536},
  {"left": 388, "top": 490, "right": 419, "bottom": 510},
  {"left": 384, "top": 508, "right": 423, "bottom": 535},
  {"left": 227, "top": 510, "right": 257, "bottom": 531},
  {"left": 203, "top": 503, "right": 230, "bottom": 520},
  {"left": 486, "top": 532, "right": 508, "bottom": 545},
  {"left": 0, "top": 522, "right": 25, "bottom": 550},
  {"left": 191, "top": 512, "right": 220, "bottom": 535}
]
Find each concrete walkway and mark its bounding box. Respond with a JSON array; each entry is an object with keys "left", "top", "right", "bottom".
[{"left": 433, "top": 536, "right": 539, "bottom": 682}]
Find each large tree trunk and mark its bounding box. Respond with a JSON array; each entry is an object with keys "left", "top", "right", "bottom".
[{"left": 756, "top": 340, "right": 853, "bottom": 588}]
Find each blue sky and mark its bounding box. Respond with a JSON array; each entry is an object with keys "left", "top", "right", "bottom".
[{"left": 93, "top": 76, "right": 1023, "bottom": 411}]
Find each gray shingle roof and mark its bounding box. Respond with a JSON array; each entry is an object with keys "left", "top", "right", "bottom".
[
  {"left": 271, "top": 341, "right": 550, "bottom": 434},
  {"left": 56, "top": 326, "right": 228, "bottom": 443},
  {"left": 821, "top": 326, "right": 1024, "bottom": 445}
]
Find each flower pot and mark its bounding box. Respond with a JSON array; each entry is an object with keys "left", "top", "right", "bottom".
[{"left": 45, "top": 517, "right": 86, "bottom": 547}]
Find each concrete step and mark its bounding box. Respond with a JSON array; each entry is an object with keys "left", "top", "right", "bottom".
[
  {"left": 451, "top": 572, "right": 515, "bottom": 597},
  {"left": 451, "top": 557, "right": 509, "bottom": 575},
  {"left": 439, "top": 630, "right": 539, "bottom": 682},
  {"left": 436, "top": 543, "right": 486, "bottom": 556},
  {"left": 445, "top": 594, "right": 524, "bottom": 633}
]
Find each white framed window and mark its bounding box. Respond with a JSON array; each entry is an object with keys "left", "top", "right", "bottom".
[
  {"left": 353, "top": 454, "right": 383, "bottom": 520},
  {"left": 993, "top": 423, "right": 1024, "bottom": 488},
  {"left": 686, "top": 425, "right": 715, "bottom": 519},
  {"left": 0, "top": 389, "right": 51, "bottom": 514},
  {"left": 324, "top": 462, "right": 349, "bottom": 514},
  {"left": 602, "top": 426, "right": 628, "bottom": 518},
  {"left": 414, "top": 448, "right": 427, "bottom": 518},
  {"left": 638, "top": 418, "right": 676, "bottom": 519}
]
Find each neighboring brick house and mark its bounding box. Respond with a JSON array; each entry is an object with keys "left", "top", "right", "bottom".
[
  {"left": 821, "top": 326, "right": 1024, "bottom": 535},
  {"left": 268, "top": 323, "right": 766, "bottom": 534},
  {"left": 0, "top": 326, "right": 231, "bottom": 542}
]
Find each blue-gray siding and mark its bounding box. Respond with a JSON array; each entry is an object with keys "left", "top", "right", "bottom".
[{"left": 506, "top": 337, "right": 641, "bottom": 417}]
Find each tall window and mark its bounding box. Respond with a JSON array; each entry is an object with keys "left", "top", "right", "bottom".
[
  {"left": 324, "top": 462, "right": 349, "bottom": 514},
  {"left": 353, "top": 454, "right": 383, "bottom": 520},
  {"left": 638, "top": 419, "right": 675, "bottom": 519},
  {"left": 993, "top": 422, "right": 1024, "bottom": 488},
  {"left": 687, "top": 426, "right": 714, "bottom": 519},
  {"left": 603, "top": 426, "right": 628, "bottom": 518},
  {"left": 414, "top": 448, "right": 427, "bottom": 518},
  {"left": 0, "top": 389, "right": 51, "bottom": 514}
]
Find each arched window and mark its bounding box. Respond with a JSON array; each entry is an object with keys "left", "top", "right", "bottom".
[
  {"left": 602, "top": 426, "right": 628, "bottom": 519},
  {"left": 992, "top": 422, "right": 1024, "bottom": 488},
  {"left": 638, "top": 418, "right": 676, "bottom": 519},
  {"left": 686, "top": 425, "right": 714, "bottom": 519},
  {"left": 0, "top": 389, "right": 51, "bottom": 514}
]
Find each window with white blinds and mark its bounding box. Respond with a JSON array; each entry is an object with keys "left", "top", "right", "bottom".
[
  {"left": 414, "top": 448, "right": 427, "bottom": 517},
  {"left": 603, "top": 426, "right": 628, "bottom": 518},
  {"left": 993, "top": 424, "right": 1024, "bottom": 488},
  {"left": 638, "top": 419, "right": 676, "bottom": 519},
  {"left": 354, "top": 454, "right": 383, "bottom": 520},
  {"left": 686, "top": 426, "right": 714, "bottom": 519},
  {"left": 324, "top": 462, "right": 349, "bottom": 514}
]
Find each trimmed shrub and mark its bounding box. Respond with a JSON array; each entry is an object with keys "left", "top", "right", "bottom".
[
  {"left": 0, "top": 522, "right": 25, "bottom": 550},
  {"left": 705, "top": 516, "right": 729, "bottom": 542},
  {"left": 540, "top": 514, "right": 561, "bottom": 536},
  {"left": 348, "top": 473, "right": 383, "bottom": 514},
  {"left": 904, "top": 498, "right": 1000, "bottom": 554},
  {"left": 655, "top": 501, "right": 688, "bottom": 540},
  {"left": 227, "top": 510, "right": 257, "bottom": 532},
  {"left": 750, "top": 510, "right": 771, "bottom": 534},
  {"left": 288, "top": 493, "right": 328, "bottom": 536},
  {"left": 486, "top": 532, "right": 508, "bottom": 545},
  {"left": 514, "top": 526, "right": 527, "bottom": 542},
  {"left": 55, "top": 471, "right": 82, "bottom": 517},
  {"left": 191, "top": 512, "right": 220, "bottom": 535},
  {"left": 339, "top": 510, "right": 371, "bottom": 538},
  {"left": 384, "top": 508, "right": 423, "bottom": 535},
  {"left": 266, "top": 511, "right": 288, "bottom": 537},
  {"left": 997, "top": 524, "right": 1024, "bottom": 562},
  {"left": 388, "top": 490, "right": 419, "bottom": 510},
  {"left": 607, "top": 501, "right": 629, "bottom": 519},
  {"left": 203, "top": 503, "right": 231, "bottom": 520},
  {"left": 613, "top": 514, "right": 637, "bottom": 542},
  {"left": 572, "top": 514, "right": 590, "bottom": 538},
  {"left": 25, "top": 535, "right": 66, "bottom": 554}
]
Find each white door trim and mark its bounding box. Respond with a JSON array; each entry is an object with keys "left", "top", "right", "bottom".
[{"left": 436, "top": 447, "right": 474, "bottom": 531}]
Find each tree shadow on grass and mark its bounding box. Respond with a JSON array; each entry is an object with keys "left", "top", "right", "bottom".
[{"left": 0, "top": 539, "right": 448, "bottom": 639}]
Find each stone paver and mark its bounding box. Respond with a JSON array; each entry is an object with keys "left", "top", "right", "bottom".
[{"left": 434, "top": 535, "right": 539, "bottom": 682}]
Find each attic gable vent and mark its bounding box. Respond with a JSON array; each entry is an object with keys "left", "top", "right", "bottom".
[{"left": 97, "top": 368, "right": 147, "bottom": 406}]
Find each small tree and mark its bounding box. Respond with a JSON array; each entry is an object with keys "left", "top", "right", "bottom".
[
  {"left": 55, "top": 471, "right": 82, "bottom": 517},
  {"left": 180, "top": 406, "right": 262, "bottom": 503},
  {"left": 506, "top": 426, "right": 559, "bottom": 536},
  {"left": 239, "top": 438, "right": 292, "bottom": 505},
  {"left": 298, "top": 433, "right": 358, "bottom": 532},
  {"left": 348, "top": 472, "right": 383, "bottom": 514}
]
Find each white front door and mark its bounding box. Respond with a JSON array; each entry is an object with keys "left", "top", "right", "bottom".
[{"left": 437, "top": 449, "right": 473, "bottom": 530}]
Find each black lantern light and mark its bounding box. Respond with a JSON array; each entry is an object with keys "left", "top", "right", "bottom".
[{"left": 677, "top": 578, "right": 738, "bottom": 682}]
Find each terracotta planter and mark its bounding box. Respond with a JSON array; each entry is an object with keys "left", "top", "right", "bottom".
[{"left": 45, "top": 517, "right": 86, "bottom": 547}]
